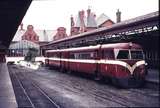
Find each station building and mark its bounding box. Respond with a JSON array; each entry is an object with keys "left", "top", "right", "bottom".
[
  {"left": 7, "top": 24, "right": 56, "bottom": 56},
  {"left": 70, "top": 8, "right": 115, "bottom": 36},
  {"left": 53, "top": 27, "right": 68, "bottom": 40}
]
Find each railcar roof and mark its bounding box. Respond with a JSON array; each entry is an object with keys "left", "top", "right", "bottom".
[
  {"left": 101, "top": 42, "right": 142, "bottom": 49},
  {"left": 46, "top": 43, "right": 142, "bottom": 53},
  {"left": 46, "top": 45, "right": 101, "bottom": 53}
]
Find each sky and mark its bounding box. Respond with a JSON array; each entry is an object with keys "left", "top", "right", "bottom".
[{"left": 22, "top": 0, "right": 159, "bottom": 34}]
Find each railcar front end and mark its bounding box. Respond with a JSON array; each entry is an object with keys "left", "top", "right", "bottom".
[{"left": 111, "top": 49, "right": 146, "bottom": 88}]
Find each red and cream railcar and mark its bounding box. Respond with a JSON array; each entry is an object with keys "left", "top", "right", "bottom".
[
  {"left": 45, "top": 42, "right": 147, "bottom": 87},
  {"left": 45, "top": 49, "right": 61, "bottom": 68}
]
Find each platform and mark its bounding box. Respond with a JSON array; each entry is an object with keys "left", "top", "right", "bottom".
[
  {"left": 0, "top": 63, "right": 17, "bottom": 108},
  {"left": 146, "top": 69, "right": 159, "bottom": 84}
]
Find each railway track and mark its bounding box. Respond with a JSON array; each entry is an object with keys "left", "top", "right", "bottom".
[
  {"left": 127, "top": 87, "right": 159, "bottom": 97},
  {"left": 8, "top": 65, "right": 60, "bottom": 108},
  {"left": 8, "top": 65, "right": 159, "bottom": 107},
  {"left": 26, "top": 67, "right": 159, "bottom": 107}
]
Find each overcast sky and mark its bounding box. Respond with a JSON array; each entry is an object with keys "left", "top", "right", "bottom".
[{"left": 22, "top": 0, "right": 158, "bottom": 34}]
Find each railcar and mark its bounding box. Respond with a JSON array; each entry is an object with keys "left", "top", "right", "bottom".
[{"left": 45, "top": 42, "right": 147, "bottom": 88}]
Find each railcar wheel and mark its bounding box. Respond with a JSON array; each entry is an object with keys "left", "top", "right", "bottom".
[
  {"left": 62, "top": 68, "right": 68, "bottom": 73},
  {"left": 111, "top": 78, "right": 118, "bottom": 86},
  {"left": 103, "top": 76, "right": 111, "bottom": 84},
  {"left": 111, "top": 78, "right": 123, "bottom": 88},
  {"left": 67, "top": 69, "right": 72, "bottom": 74},
  {"left": 60, "top": 68, "right": 64, "bottom": 73},
  {"left": 63, "top": 69, "right": 67, "bottom": 73},
  {"left": 94, "top": 71, "right": 103, "bottom": 81},
  {"left": 48, "top": 66, "right": 53, "bottom": 70}
]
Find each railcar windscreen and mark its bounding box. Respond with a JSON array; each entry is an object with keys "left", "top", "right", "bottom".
[
  {"left": 117, "top": 50, "right": 129, "bottom": 59},
  {"left": 131, "top": 50, "right": 144, "bottom": 59}
]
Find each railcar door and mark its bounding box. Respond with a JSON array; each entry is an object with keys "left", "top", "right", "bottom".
[
  {"left": 44, "top": 52, "right": 49, "bottom": 66},
  {"left": 49, "top": 52, "right": 61, "bottom": 68},
  {"left": 60, "top": 51, "right": 69, "bottom": 72},
  {"left": 100, "top": 49, "right": 115, "bottom": 77},
  {"left": 68, "top": 52, "right": 77, "bottom": 72}
]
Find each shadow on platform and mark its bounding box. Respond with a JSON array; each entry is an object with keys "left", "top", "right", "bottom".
[
  {"left": 146, "top": 69, "right": 159, "bottom": 84},
  {"left": 0, "top": 63, "right": 17, "bottom": 108}
]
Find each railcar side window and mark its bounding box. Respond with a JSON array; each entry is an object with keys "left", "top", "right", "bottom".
[
  {"left": 104, "top": 50, "right": 114, "bottom": 59},
  {"left": 117, "top": 50, "right": 129, "bottom": 59},
  {"left": 61, "top": 54, "right": 65, "bottom": 59},
  {"left": 75, "top": 53, "right": 79, "bottom": 59},
  {"left": 131, "top": 50, "right": 144, "bottom": 59},
  {"left": 48, "top": 53, "right": 51, "bottom": 57},
  {"left": 47, "top": 53, "right": 49, "bottom": 57},
  {"left": 51, "top": 53, "right": 60, "bottom": 58},
  {"left": 69, "top": 53, "right": 75, "bottom": 59},
  {"left": 79, "top": 53, "right": 91, "bottom": 59},
  {"left": 69, "top": 52, "right": 95, "bottom": 59}
]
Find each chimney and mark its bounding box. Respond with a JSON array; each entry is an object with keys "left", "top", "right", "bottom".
[
  {"left": 27, "top": 25, "right": 34, "bottom": 31},
  {"left": 87, "top": 8, "right": 91, "bottom": 17},
  {"left": 20, "top": 23, "right": 24, "bottom": 30},
  {"left": 70, "top": 15, "right": 75, "bottom": 27},
  {"left": 43, "top": 30, "right": 48, "bottom": 42},
  {"left": 79, "top": 10, "right": 85, "bottom": 33},
  {"left": 93, "top": 14, "right": 96, "bottom": 18},
  {"left": 116, "top": 9, "right": 121, "bottom": 23},
  {"left": 79, "top": 10, "right": 85, "bottom": 20}
]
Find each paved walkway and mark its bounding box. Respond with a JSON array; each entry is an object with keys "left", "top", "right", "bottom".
[
  {"left": 146, "top": 68, "right": 159, "bottom": 84},
  {"left": 0, "top": 63, "right": 17, "bottom": 108}
]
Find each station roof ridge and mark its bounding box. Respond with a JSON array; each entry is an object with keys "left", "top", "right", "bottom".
[
  {"left": 96, "top": 13, "right": 112, "bottom": 26},
  {"left": 13, "top": 29, "right": 56, "bottom": 42},
  {"left": 41, "top": 11, "right": 159, "bottom": 47}
]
